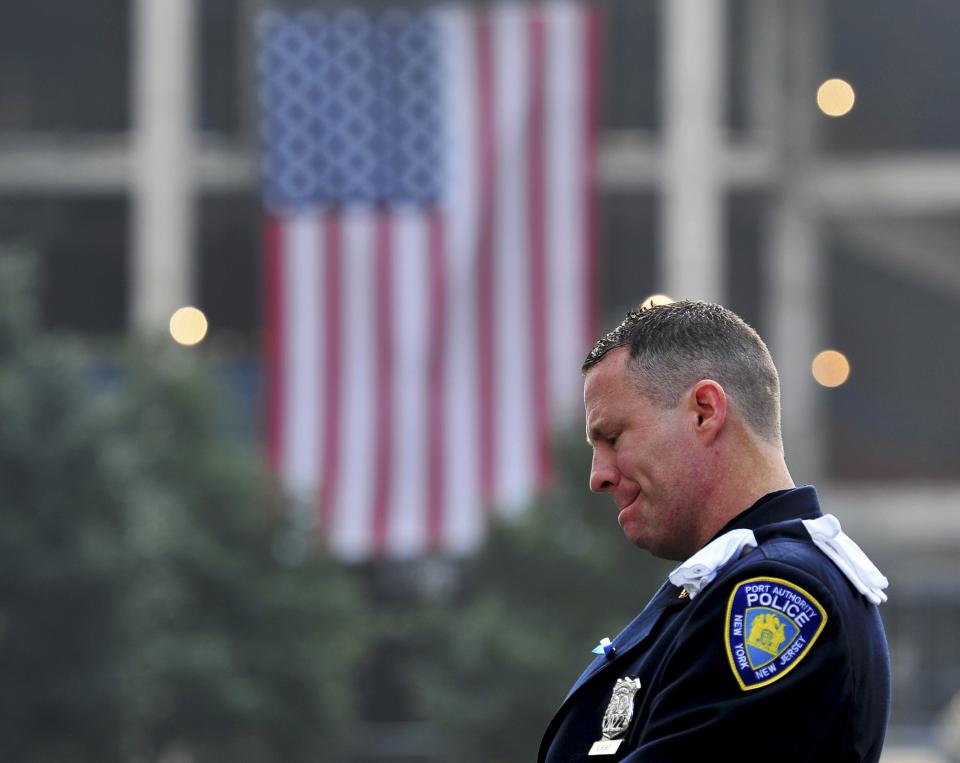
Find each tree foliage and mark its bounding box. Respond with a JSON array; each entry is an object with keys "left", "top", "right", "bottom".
[
  {"left": 0, "top": 254, "right": 371, "bottom": 762},
  {"left": 0, "top": 256, "right": 131, "bottom": 761}
]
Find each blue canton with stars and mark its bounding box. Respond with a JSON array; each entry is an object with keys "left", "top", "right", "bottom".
[{"left": 258, "top": 10, "right": 442, "bottom": 208}]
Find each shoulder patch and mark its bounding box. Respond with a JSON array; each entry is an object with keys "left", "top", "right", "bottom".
[{"left": 724, "top": 576, "right": 827, "bottom": 691}]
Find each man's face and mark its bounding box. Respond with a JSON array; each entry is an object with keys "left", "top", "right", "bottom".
[{"left": 583, "top": 347, "right": 706, "bottom": 560}]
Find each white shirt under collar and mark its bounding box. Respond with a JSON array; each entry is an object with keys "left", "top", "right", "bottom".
[{"left": 668, "top": 514, "right": 888, "bottom": 605}]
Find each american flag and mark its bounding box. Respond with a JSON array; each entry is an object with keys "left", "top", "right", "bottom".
[{"left": 258, "top": 4, "right": 599, "bottom": 560}]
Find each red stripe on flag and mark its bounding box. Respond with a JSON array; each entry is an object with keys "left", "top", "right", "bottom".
[
  {"left": 583, "top": 8, "right": 601, "bottom": 350},
  {"left": 426, "top": 212, "right": 447, "bottom": 551},
  {"left": 264, "top": 214, "right": 283, "bottom": 471},
  {"left": 527, "top": 10, "right": 552, "bottom": 484},
  {"left": 319, "top": 214, "right": 342, "bottom": 535},
  {"left": 475, "top": 13, "right": 497, "bottom": 503},
  {"left": 371, "top": 212, "right": 395, "bottom": 554}
]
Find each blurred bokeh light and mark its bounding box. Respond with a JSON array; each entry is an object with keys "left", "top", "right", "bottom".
[
  {"left": 642, "top": 293, "right": 674, "bottom": 308},
  {"left": 811, "top": 349, "right": 851, "bottom": 387},
  {"left": 817, "top": 77, "right": 856, "bottom": 117},
  {"left": 169, "top": 305, "right": 208, "bottom": 345}
]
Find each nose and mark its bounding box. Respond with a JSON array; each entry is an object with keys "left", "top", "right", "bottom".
[{"left": 589, "top": 450, "right": 619, "bottom": 493}]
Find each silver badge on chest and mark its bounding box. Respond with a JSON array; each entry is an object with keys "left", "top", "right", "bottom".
[{"left": 588, "top": 676, "right": 642, "bottom": 756}]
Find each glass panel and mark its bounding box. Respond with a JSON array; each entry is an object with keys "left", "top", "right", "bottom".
[
  {"left": 597, "top": 0, "right": 659, "bottom": 132},
  {"left": 825, "top": 0, "right": 960, "bottom": 151},
  {"left": 0, "top": 1, "right": 128, "bottom": 132},
  {"left": 597, "top": 191, "right": 658, "bottom": 320},
  {"left": 726, "top": 192, "right": 767, "bottom": 333},
  {"left": 0, "top": 197, "right": 127, "bottom": 333},
  {"left": 827, "top": 217, "right": 960, "bottom": 479},
  {"left": 198, "top": 0, "right": 243, "bottom": 135},
  {"left": 197, "top": 194, "right": 261, "bottom": 340}
]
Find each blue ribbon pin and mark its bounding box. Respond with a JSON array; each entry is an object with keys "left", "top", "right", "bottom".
[{"left": 592, "top": 637, "right": 616, "bottom": 658}]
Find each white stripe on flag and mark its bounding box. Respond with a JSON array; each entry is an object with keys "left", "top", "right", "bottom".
[
  {"left": 492, "top": 3, "right": 535, "bottom": 514},
  {"left": 437, "top": 6, "right": 484, "bottom": 555},
  {"left": 328, "top": 207, "right": 378, "bottom": 560},
  {"left": 546, "top": 4, "right": 589, "bottom": 421},
  {"left": 281, "top": 211, "right": 322, "bottom": 498},
  {"left": 388, "top": 208, "right": 430, "bottom": 556}
]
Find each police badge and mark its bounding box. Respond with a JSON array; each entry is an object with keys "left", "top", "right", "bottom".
[{"left": 588, "top": 677, "right": 642, "bottom": 756}]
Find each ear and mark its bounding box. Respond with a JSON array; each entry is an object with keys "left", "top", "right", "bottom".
[{"left": 687, "top": 379, "right": 727, "bottom": 445}]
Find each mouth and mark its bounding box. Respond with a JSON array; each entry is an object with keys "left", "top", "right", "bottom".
[{"left": 616, "top": 493, "right": 641, "bottom": 525}]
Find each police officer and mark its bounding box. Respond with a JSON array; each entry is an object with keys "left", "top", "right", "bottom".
[{"left": 539, "top": 300, "right": 890, "bottom": 762}]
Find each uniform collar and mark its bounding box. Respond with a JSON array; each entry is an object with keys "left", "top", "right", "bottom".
[
  {"left": 668, "top": 486, "right": 825, "bottom": 601},
  {"left": 710, "top": 485, "right": 823, "bottom": 540}
]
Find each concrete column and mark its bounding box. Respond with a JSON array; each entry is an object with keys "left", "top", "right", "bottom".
[
  {"left": 765, "top": 0, "right": 826, "bottom": 483},
  {"left": 130, "top": 0, "right": 196, "bottom": 333},
  {"left": 660, "top": 0, "right": 726, "bottom": 302}
]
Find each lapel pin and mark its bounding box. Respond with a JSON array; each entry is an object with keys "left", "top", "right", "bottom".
[{"left": 592, "top": 637, "right": 616, "bottom": 659}]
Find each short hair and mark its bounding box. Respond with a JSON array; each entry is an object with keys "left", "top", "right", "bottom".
[{"left": 582, "top": 300, "right": 782, "bottom": 444}]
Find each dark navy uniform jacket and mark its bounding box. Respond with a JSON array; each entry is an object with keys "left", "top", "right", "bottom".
[{"left": 539, "top": 487, "right": 891, "bottom": 762}]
